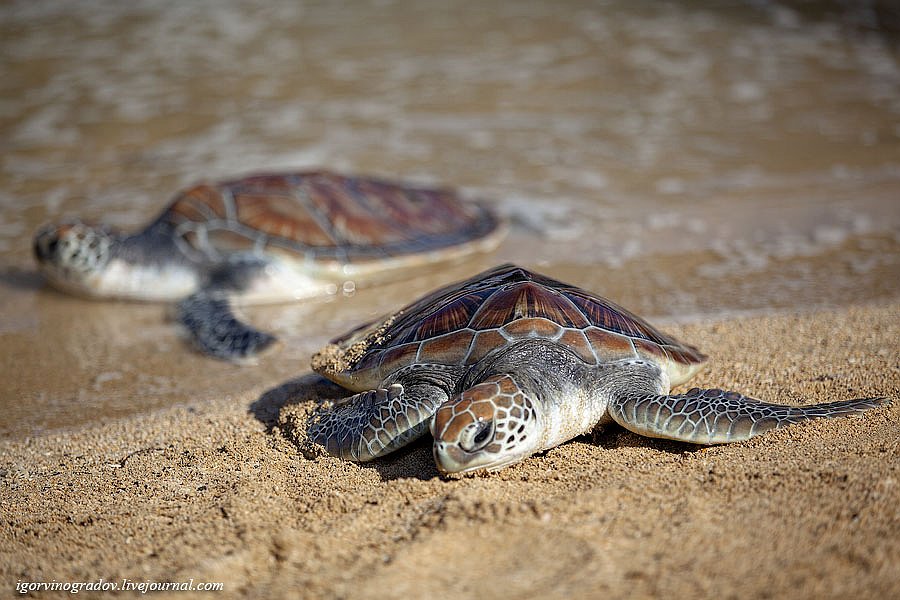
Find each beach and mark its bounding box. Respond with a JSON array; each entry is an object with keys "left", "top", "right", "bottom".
[
  {"left": 2, "top": 1, "right": 900, "bottom": 598},
  {"left": 3, "top": 303, "right": 898, "bottom": 598}
]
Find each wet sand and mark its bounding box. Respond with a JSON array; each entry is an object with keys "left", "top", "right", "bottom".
[
  {"left": 2, "top": 231, "right": 897, "bottom": 439},
  {"left": 2, "top": 303, "right": 897, "bottom": 598}
]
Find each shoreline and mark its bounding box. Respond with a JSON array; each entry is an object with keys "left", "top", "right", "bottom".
[
  {"left": 4, "top": 229, "right": 898, "bottom": 439},
  {"left": 3, "top": 302, "right": 898, "bottom": 599},
  {"left": 4, "top": 295, "right": 897, "bottom": 443}
]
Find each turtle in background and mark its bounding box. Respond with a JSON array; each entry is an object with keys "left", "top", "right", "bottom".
[
  {"left": 33, "top": 171, "right": 505, "bottom": 361},
  {"left": 308, "top": 264, "right": 888, "bottom": 473}
]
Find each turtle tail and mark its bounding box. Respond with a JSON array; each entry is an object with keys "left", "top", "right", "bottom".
[{"left": 177, "top": 292, "right": 277, "bottom": 362}]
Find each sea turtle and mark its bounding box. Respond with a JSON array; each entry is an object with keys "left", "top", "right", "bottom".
[
  {"left": 308, "top": 264, "right": 888, "bottom": 473},
  {"left": 33, "top": 171, "right": 505, "bottom": 360}
]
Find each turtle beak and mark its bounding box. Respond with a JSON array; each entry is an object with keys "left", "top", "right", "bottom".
[{"left": 432, "top": 441, "right": 471, "bottom": 474}]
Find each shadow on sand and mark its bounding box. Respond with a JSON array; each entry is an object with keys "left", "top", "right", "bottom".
[
  {"left": 0, "top": 266, "right": 45, "bottom": 293},
  {"left": 248, "top": 372, "right": 340, "bottom": 430},
  {"left": 249, "top": 373, "right": 441, "bottom": 481},
  {"left": 589, "top": 426, "right": 706, "bottom": 455}
]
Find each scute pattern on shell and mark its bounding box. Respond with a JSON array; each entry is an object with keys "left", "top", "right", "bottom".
[
  {"left": 158, "top": 171, "right": 501, "bottom": 262},
  {"left": 364, "top": 265, "right": 702, "bottom": 349},
  {"left": 323, "top": 265, "right": 706, "bottom": 389}
]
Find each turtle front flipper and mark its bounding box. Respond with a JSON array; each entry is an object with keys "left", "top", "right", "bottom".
[
  {"left": 608, "top": 389, "right": 889, "bottom": 444},
  {"left": 307, "top": 383, "right": 448, "bottom": 461},
  {"left": 177, "top": 291, "right": 277, "bottom": 362}
]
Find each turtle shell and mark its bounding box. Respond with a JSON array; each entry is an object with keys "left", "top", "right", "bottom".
[
  {"left": 315, "top": 264, "right": 707, "bottom": 391},
  {"left": 155, "top": 171, "right": 503, "bottom": 266}
]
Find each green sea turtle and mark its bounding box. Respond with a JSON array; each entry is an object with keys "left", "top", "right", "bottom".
[
  {"left": 308, "top": 264, "right": 888, "bottom": 473},
  {"left": 33, "top": 171, "right": 504, "bottom": 360}
]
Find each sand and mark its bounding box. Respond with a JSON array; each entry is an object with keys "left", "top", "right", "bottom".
[
  {"left": 4, "top": 2, "right": 900, "bottom": 597},
  {"left": 2, "top": 302, "right": 897, "bottom": 599}
]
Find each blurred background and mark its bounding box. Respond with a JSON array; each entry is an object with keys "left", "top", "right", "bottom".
[{"left": 1, "top": 0, "right": 898, "bottom": 436}]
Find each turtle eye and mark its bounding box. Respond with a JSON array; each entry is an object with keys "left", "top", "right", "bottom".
[{"left": 460, "top": 420, "right": 494, "bottom": 453}]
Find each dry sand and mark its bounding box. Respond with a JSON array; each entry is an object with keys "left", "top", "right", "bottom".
[{"left": 1, "top": 302, "right": 898, "bottom": 599}]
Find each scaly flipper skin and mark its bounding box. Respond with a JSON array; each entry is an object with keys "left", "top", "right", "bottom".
[
  {"left": 609, "top": 388, "right": 890, "bottom": 444},
  {"left": 309, "top": 264, "right": 891, "bottom": 473},
  {"left": 176, "top": 259, "right": 279, "bottom": 361},
  {"left": 307, "top": 383, "right": 449, "bottom": 461},
  {"left": 177, "top": 292, "right": 276, "bottom": 361}
]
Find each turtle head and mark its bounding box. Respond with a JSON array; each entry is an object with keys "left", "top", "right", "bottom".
[
  {"left": 431, "top": 374, "right": 542, "bottom": 474},
  {"left": 33, "top": 221, "right": 116, "bottom": 296}
]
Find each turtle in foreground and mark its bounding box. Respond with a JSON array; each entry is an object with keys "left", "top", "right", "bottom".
[
  {"left": 33, "top": 171, "right": 504, "bottom": 360},
  {"left": 309, "top": 264, "right": 888, "bottom": 474}
]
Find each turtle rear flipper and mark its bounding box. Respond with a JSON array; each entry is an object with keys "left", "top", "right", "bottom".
[
  {"left": 609, "top": 389, "right": 890, "bottom": 444},
  {"left": 177, "top": 291, "right": 277, "bottom": 362}
]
